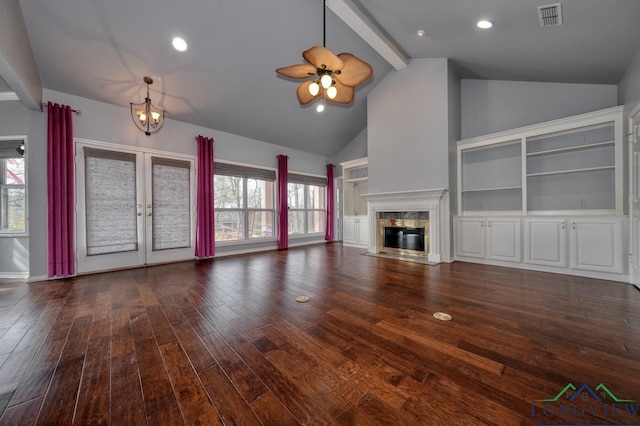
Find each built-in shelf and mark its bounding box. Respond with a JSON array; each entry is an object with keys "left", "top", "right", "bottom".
[
  {"left": 526, "top": 141, "right": 614, "bottom": 157},
  {"left": 461, "top": 186, "right": 522, "bottom": 193},
  {"left": 457, "top": 106, "right": 623, "bottom": 215},
  {"left": 526, "top": 166, "right": 614, "bottom": 178}
]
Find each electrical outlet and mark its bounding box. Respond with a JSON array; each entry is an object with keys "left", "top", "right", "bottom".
[{"left": 579, "top": 199, "right": 586, "bottom": 207}]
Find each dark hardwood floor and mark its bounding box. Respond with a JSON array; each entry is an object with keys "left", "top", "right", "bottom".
[{"left": 1, "top": 243, "right": 639, "bottom": 425}]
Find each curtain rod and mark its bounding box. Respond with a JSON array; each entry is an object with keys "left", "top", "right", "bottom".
[{"left": 42, "top": 102, "right": 82, "bottom": 115}]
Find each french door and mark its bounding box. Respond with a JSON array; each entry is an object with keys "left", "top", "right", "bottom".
[{"left": 75, "top": 142, "right": 195, "bottom": 274}]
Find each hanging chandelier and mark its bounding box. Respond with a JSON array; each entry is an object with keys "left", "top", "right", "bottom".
[
  {"left": 275, "top": 0, "right": 372, "bottom": 106},
  {"left": 130, "top": 76, "right": 165, "bottom": 135}
]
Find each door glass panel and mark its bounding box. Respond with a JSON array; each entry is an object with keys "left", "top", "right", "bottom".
[
  {"left": 85, "top": 149, "right": 138, "bottom": 255},
  {"left": 151, "top": 158, "right": 191, "bottom": 251}
]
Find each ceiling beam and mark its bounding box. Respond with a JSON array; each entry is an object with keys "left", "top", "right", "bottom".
[
  {"left": 0, "top": 0, "right": 43, "bottom": 110},
  {"left": 326, "top": 0, "right": 408, "bottom": 71}
]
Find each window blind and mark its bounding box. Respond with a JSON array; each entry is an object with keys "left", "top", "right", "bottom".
[
  {"left": 215, "top": 162, "right": 275, "bottom": 181},
  {"left": 288, "top": 172, "right": 327, "bottom": 186},
  {"left": 84, "top": 148, "right": 138, "bottom": 255}
]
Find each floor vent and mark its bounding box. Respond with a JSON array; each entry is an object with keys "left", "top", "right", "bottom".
[{"left": 538, "top": 3, "right": 562, "bottom": 27}]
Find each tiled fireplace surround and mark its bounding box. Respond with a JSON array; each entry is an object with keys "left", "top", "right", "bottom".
[{"left": 362, "top": 189, "right": 450, "bottom": 263}]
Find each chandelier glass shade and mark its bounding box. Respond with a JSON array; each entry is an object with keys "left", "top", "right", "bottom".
[{"left": 130, "top": 76, "right": 165, "bottom": 136}]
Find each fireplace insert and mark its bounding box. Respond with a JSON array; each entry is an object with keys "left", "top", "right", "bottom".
[{"left": 378, "top": 218, "right": 429, "bottom": 257}]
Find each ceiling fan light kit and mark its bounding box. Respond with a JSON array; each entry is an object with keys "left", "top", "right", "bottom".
[{"left": 276, "top": 0, "right": 372, "bottom": 106}]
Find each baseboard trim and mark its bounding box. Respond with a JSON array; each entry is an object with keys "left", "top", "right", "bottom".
[
  {"left": 27, "top": 274, "right": 48, "bottom": 282},
  {"left": 0, "top": 272, "right": 29, "bottom": 279}
]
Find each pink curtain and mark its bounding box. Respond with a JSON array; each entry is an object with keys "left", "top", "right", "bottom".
[
  {"left": 47, "top": 102, "right": 75, "bottom": 278},
  {"left": 277, "top": 155, "right": 288, "bottom": 249},
  {"left": 325, "top": 164, "right": 335, "bottom": 241},
  {"left": 195, "top": 135, "right": 215, "bottom": 258}
]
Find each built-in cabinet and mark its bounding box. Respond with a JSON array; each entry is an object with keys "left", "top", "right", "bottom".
[
  {"left": 455, "top": 107, "right": 628, "bottom": 281},
  {"left": 524, "top": 218, "right": 567, "bottom": 267},
  {"left": 343, "top": 216, "right": 369, "bottom": 248},
  {"left": 455, "top": 217, "right": 521, "bottom": 263},
  {"left": 340, "top": 157, "right": 369, "bottom": 248},
  {"left": 456, "top": 215, "right": 626, "bottom": 279}
]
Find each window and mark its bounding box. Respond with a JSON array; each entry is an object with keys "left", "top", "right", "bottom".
[
  {"left": 0, "top": 140, "right": 26, "bottom": 234},
  {"left": 214, "top": 162, "right": 275, "bottom": 241},
  {"left": 288, "top": 173, "right": 326, "bottom": 236}
]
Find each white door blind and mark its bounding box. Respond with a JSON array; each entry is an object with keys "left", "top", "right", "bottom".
[
  {"left": 84, "top": 148, "right": 138, "bottom": 255},
  {"left": 151, "top": 158, "right": 191, "bottom": 250}
]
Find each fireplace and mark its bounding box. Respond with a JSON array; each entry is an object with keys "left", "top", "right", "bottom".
[
  {"left": 362, "top": 189, "right": 450, "bottom": 263},
  {"left": 379, "top": 217, "right": 429, "bottom": 257}
]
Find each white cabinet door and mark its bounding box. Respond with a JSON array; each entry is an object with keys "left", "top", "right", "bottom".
[
  {"left": 524, "top": 218, "right": 567, "bottom": 267},
  {"left": 486, "top": 218, "right": 521, "bottom": 263},
  {"left": 343, "top": 217, "right": 368, "bottom": 247},
  {"left": 356, "top": 218, "right": 369, "bottom": 245},
  {"left": 570, "top": 218, "right": 623, "bottom": 273},
  {"left": 455, "top": 218, "right": 485, "bottom": 259},
  {"left": 343, "top": 217, "right": 357, "bottom": 244}
]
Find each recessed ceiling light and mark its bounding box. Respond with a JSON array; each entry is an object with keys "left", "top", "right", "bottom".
[
  {"left": 316, "top": 104, "right": 325, "bottom": 113},
  {"left": 476, "top": 20, "right": 494, "bottom": 29},
  {"left": 172, "top": 37, "right": 188, "bottom": 52},
  {"left": 416, "top": 29, "right": 425, "bottom": 37}
]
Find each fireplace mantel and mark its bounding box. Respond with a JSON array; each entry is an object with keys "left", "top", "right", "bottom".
[{"left": 362, "top": 189, "right": 450, "bottom": 263}]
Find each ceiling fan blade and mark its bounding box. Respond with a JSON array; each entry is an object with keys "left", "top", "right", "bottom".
[
  {"left": 325, "top": 80, "right": 354, "bottom": 104},
  {"left": 303, "top": 46, "right": 344, "bottom": 71},
  {"left": 276, "top": 64, "right": 317, "bottom": 78},
  {"left": 297, "top": 81, "right": 320, "bottom": 105},
  {"left": 335, "top": 53, "right": 373, "bottom": 87}
]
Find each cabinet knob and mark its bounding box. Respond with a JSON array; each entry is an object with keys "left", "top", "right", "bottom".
[
  {"left": 561, "top": 222, "right": 565, "bottom": 229},
  {"left": 572, "top": 222, "right": 576, "bottom": 230}
]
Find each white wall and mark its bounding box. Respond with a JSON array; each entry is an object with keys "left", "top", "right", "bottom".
[
  {"left": 461, "top": 80, "right": 618, "bottom": 139},
  {"left": 619, "top": 48, "right": 640, "bottom": 116},
  {"left": 447, "top": 63, "right": 461, "bottom": 259},
  {"left": 26, "top": 89, "right": 330, "bottom": 277},
  {"left": 332, "top": 128, "right": 367, "bottom": 176},
  {"left": 0, "top": 99, "right": 29, "bottom": 275},
  {"left": 618, "top": 47, "right": 640, "bottom": 217},
  {"left": 367, "top": 58, "right": 451, "bottom": 193}
]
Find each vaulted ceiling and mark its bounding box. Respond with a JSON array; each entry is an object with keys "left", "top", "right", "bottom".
[{"left": 13, "top": 0, "right": 640, "bottom": 156}]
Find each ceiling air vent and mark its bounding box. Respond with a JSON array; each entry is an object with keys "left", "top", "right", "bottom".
[{"left": 538, "top": 3, "right": 562, "bottom": 27}]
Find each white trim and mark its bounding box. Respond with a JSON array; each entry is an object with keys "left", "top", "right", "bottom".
[
  {"left": 213, "top": 245, "right": 276, "bottom": 258},
  {"left": 0, "top": 92, "right": 20, "bottom": 101},
  {"left": 0, "top": 272, "right": 28, "bottom": 279},
  {"left": 213, "top": 239, "right": 327, "bottom": 258},
  {"left": 27, "top": 274, "right": 49, "bottom": 282},
  {"left": 339, "top": 156, "right": 368, "bottom": 169},
  {"left": 216, "top": 238, "right": 277, "bottom": 247},
  {"left": 0, "top": 135, "right": 28, "bottom": 237},
  {"left": 74, "top": 138, "right": 196, "bottom": 161},
  {"left": 453, "top": 257, "right": 629, "bottom": 283},
  {"left": 288, "top": 170, "right": 326, "bottom": 179}
]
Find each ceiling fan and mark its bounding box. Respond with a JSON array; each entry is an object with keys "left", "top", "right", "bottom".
[{"left": 276, "top": 0, "right": 373, "bottom": 106}]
